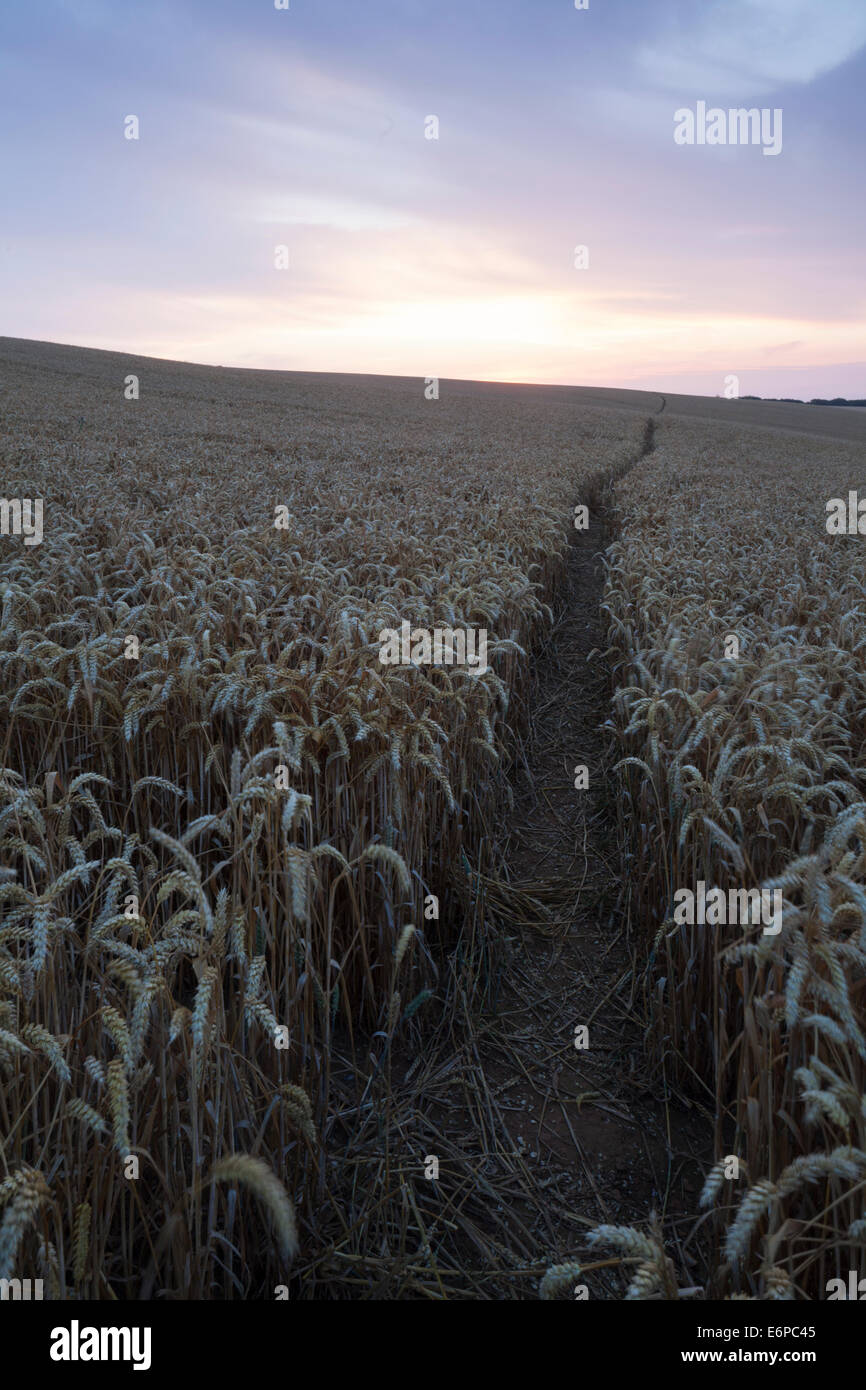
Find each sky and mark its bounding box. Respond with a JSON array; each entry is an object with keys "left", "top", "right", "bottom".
[{"left": 1, "top": 0, "right": 865, "bottom": 397}]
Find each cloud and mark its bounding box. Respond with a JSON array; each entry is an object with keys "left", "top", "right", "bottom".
[
  {"left": 636, "top": 0, "right": 866, "bottom": 96},
  {"left": 251, "top": 194, "right": 417, "bottom": 233}
]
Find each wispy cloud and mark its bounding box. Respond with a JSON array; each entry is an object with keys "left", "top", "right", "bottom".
[
  {"left": 0, "top": 0, "right": 863, "bottom": 396},
  {"left": 636, "top": 0, "right": 866, "bottom": 95}
]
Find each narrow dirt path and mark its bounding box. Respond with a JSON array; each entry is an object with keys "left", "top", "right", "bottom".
[
  {"left": 432, "top": 424, "right": 709, "bottom": 1296},
  {"left": 374, "top": 424, "right": 709, "bottom": 1300}
]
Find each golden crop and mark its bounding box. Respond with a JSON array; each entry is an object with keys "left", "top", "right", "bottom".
[
  {"left": 601, "top": 413, "right": 866, "bottom": 1297},
  {"left": 8, "top": 339, "right": 864, "bottom": 1301},
  {"left": 0, "top": 340, "right": 645, "bottom": 1297}
]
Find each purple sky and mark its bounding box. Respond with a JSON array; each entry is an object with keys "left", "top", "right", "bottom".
[{"left": 1, "top": 0, "right": 864, "bottom": 397}]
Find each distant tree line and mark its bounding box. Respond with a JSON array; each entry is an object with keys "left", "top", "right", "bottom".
[{"left": 740, "top": 395, "right": 866, "bottom": 407}]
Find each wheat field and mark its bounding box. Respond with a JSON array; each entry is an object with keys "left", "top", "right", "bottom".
[
  {"left": 599, "top": 413, "right": 866, "bottom": 1299},
  {"left": 0, "top": 338, "right": 648, "bottom": 1298},
  {"left": 2, "top": 338, "right": 865, "bottom": 1301}
]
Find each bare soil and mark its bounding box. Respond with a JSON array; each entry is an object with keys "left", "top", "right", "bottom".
[{"left": 388, "top": 468, "right": 713, "bottom": 1299}]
